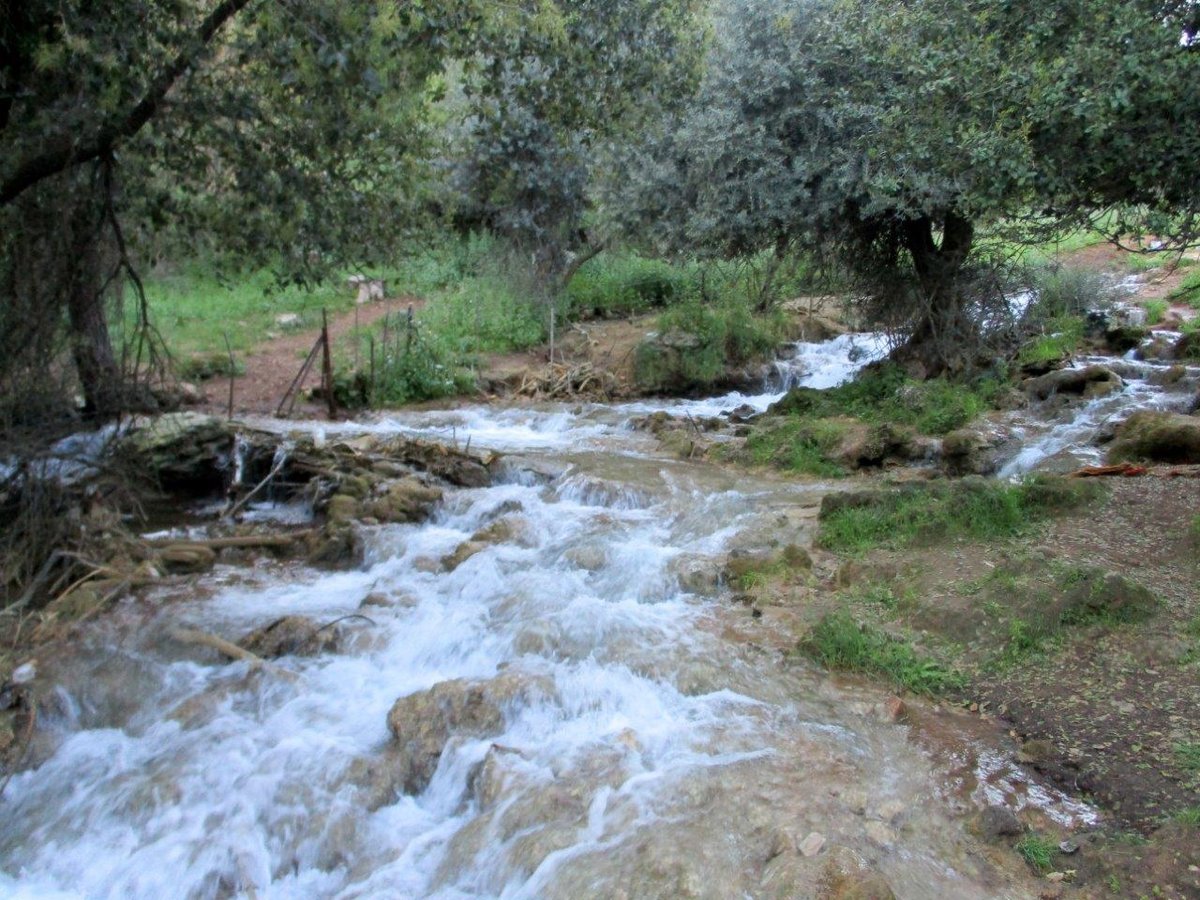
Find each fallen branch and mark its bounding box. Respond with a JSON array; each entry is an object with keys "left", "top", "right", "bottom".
[
  {"left": 1069, "top": 463, "right": 1148, "bottom": 478},
  {"left": 167, "top": 626, "right": 299, "bottom": 682}
]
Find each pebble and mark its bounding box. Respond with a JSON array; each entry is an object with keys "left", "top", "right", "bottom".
[{"left": 799, "top": 832, "right": 826, "bottom": 857}]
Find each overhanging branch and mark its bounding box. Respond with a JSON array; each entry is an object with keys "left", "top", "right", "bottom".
[{"left": 0, "top": 0, "right": 256, "bottom": 208}]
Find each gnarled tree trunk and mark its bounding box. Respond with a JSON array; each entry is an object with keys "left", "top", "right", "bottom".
[
  {"left": 64, "top": 183, "right": 123, "bottom": 418},
  {"left": 893, "top": 210, "right": 978, "bottom": 378}
]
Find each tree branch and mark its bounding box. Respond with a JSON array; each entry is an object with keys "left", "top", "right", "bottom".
[{"left": 0, "top": 0, "right": 256, "bottom": 208}]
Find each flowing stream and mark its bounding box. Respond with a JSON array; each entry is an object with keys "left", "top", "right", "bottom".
[{"left": 1, "top": 332, "right": 1188, "bottom": 899}]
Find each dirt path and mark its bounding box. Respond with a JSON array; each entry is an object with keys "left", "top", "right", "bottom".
[{"left": 201, "top": 296, "right": 424, "bottom": 417}]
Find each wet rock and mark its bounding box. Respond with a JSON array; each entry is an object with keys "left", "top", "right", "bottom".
[
  {"left": 974, "top": 805, "right": 1023, "bottom": 841},
  {"left": 306, "top": 523, "right": 361, "bottom": 568},
  {"left": 239, "top": 615, "right": 340, "bottom": 658},
  {"left": 1107, "top": 410, "right": 1200, "bottom": 464},
  {"left": 442, "top": 540, "right": 485, "bottom": 572},
  {"left": 337, "top": 473, "right": 372, "bottom": 500},
  {"left": 369, "top": 478, "right": 443, "bottom": 524},
  {"left": 836, "top": 422, "right": 916, "bottom": 469},
  {"left": 386, "top": 671, "right": 555, "bottom": 795},
  {"left": 1104, "top": 325, "right": 1148, "bottom": 354},
  {"left": 1148, "top": 364, "right": 1187, "bottom": 387},
  {"left": 360, "top": 590, "right": 417, "bottom": 609},
  {"left": 819, "top": 847, "right": 896, "bottom": 900},
  {"left": 156, "top": 543, "right": 216, "bottom": 575},
  {"left": 377, "top": 437, "right": 494, "bottom": 488},
  {"left": 874, "top": 696, "right": 908, "bottom": 724},
  {"left": 472, "top": 515, "right": 537, "bottom": 549},
  {"left": 118, "top": 412, "right": 233, "bottom": 493},
  {"left": 670, "top": 554, "right": 723, "bottom": 596},
  {"left": 1023, "top": 365, "right": 1123, "bottom": 402},
  {"left": 564, "top": 544, "right": 608, "bottom": 571}
]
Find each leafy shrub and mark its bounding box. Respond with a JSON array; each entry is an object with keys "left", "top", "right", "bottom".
[
  {"left": 567, "top": 253, "right": 699, "bottom": 318},
  {"left": 634, "top": 299, "right": 784, "bottom": 392},
  {"left": 366, "top": 333, "right": 475, "bottom": 405}
]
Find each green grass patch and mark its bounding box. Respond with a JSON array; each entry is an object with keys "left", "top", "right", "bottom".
[
  {"left": 567, "top": 253, "right": 699, "bottom": 318},
  {"left": 1173, "top": 806, "right": 1200, "bottom": 827},
  {"left": 139, "top": 265, "right": 360, "bottom": 358},
  {"left": 770, "top": 364, "right": 1003, "bottom": 436},
  {"left": 1174, "top": 741, "right": 1200, "bottom": 772},
  {"left": 1144, "top": 299, "right": 1169, "bottom": 326},
  {"left": 1017, "top": 315, "right": 1086, "bottom": 366},
  {"left": 800, "top": 612, "right": 963, "bottom": 695},
  {"left": 743, "top": 416, "right": 849, "bottom": 477},
  {"left": 1015, "top": 834, "right": 1058, "bottom": 874},
  {"left": 817, "top": 477, "right": 1100, "bottom": 554}
]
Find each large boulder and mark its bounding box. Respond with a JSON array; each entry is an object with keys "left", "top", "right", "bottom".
[
  {"left": 386, "top": 672, "right": 555, "bottom": 794},
  {"left": 1107, "top": 411, "right": 1200, "bottom": 464},
  {"left": 1022, "top": 365, "right": 1123, "bottom": 402}
]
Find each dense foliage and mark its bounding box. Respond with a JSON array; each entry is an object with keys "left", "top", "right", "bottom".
[{"left": 616, "top": 0, "right": 1200, "bottom": 373}]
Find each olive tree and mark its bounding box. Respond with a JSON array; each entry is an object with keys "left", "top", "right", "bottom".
[{"left": 618, "top": 0, "right": 1200, "bottom": 375}]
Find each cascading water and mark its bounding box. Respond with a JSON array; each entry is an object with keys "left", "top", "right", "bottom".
[
  {"left": 996, "top": 353, "right": 1200, "bottom": 477},
  {"left": 0, "top": 333, "right": 1118, "bottom": 899}
]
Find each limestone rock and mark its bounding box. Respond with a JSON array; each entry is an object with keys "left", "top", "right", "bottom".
[
  {"left": 974, "top": 805, "right": 1023, "bottom": 842},
  {"left": 326, "top": 493, "right": 361, "bottom": 524},
  {"left": 940, "top": 428, "right": 998, "bottom": 476},
  {"left": 386, "top": 671, "right": 555, "bottom": 795},
  {"left": 118, "top": 412, "right": 232, "bottom": 492},
  {"left": 442, "top": 540, "right": 485, "bottom": 572}
]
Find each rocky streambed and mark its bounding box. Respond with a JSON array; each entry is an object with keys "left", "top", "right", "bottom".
[{"left": 1, "top": 330, "right": 1197, "bottom": 898}]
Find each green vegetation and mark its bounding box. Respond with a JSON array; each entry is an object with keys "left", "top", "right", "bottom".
[
  {"left": 1174, "top": 742, "right": 1200, "bottom": 772},
  {"left": 800, "top": 612, "right": 963, "bottom": 695},
  {"left": 141, "top": 267, "right": 358, "bottom": 358},
  {"left": 771, "top": 365, "right": 1004, "bottom": 436},
  {"left": 1017, "top": 316, "right": 1085, "bottom": 367},
  {"left": 1172, "top": 269, "right": 1200, "bottom": 309},
  {"left": 1015, "top": 834, "right": 1059, "bottom": 874},
  {"left": 817, "top": 477, "right": 1100, "bottom": 554},
  {"left": 567, "top": 253, "right": 700, "bottom": 319},
  {"left": 633, "top": 297, "right": 784, "bottom": 392},
  {"left": 742, "top": 417, "right": 849, "bottom": 477},
  {"left": 1144, "top": 299, "right": 1168, "bottom": 326},
  {"left": 1173, "top": 806, "right": 1200, "bottom": 827}
]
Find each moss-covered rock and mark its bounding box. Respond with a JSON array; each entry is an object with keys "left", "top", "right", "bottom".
[
  {"left": 1023, "top": 365, "right": 1123, "bottom": 401},
  {"left": 1107, "top": 411, "right": 1200, "bottom": 464}
]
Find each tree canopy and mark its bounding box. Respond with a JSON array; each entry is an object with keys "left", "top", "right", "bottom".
[{"left": 617, "top": 0, "right": 1200, "bottom": 372}]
